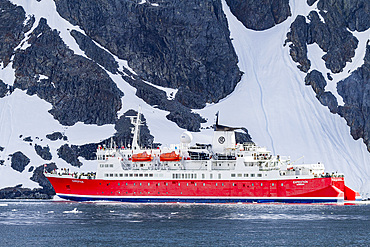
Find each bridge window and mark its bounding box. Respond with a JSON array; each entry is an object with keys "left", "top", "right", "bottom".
[
  {"left": 251, "top": 174, "right": 255, "bottom": 177},
  {"left": 231, "top": 174, "right": 236, "bottom": 177},
  {"left": 244, "top": 174, "right": 248, "bottom": 177},
  {"left": 257, "top": 174, "right": 262, "bottom": 177},
  {"left": 237, "top": 174, "right": 242, "bottom": 177}
]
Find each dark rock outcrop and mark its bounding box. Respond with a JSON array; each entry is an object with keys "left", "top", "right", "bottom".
[
  {"left": 307, "top": 0, "right": 318, "bottom": 6},
  {"left": 0, "top": 146, "right": 4, "bottom": 152},
  {"left": 225, "top": 0, "right": 291, "bottom": 31},
  {"left": 286, "top": 0, "right": 365, "bottom": 74},
  {"left": 70, "top": 143, "right": 98, "bottom": 161},
  {"left": 13, "top": 18, "right": 123, "bottom": 126},
  {"left": 112, "top": 109, "right": 156, "bottom": 149},
  {"left": 30, "top": 163, "right": 57, "bottom": 195},
  {"left": 0, "top": 0, "right": 30, "bottom": 67},
  {"left": 23, "top": 136, "right": 32, "bottom": 142},
  {"left": 0, "top": 184, "right": 54, "bottom": 199},
  {"left": 235, "top": 128, "right": 253, "bottom": 144},
  {"left": 10, "top": 151, "right": 30, "bottom": 173},
  {"left": 34, "top": 144, "right": 52, "bottom": 160},
  {"left": 46, "top": 132, "right": 68, "bottom": 141},
  {"left": 57, "top": 144, "right": 83, "bottom": 167},
  {"left": 0, "top": 79, "right": 9, "bottom": 97},
  {"left": 54, "top": 0, "right": 241, "bottom": 106},
  {"left": 305, "top": 70, "right": 338, "bottom": 113},
  {"left": 286, "top": 15, "right": 311, "bottom": 72},
  {"left": 121, "top": 72, "right": 206, "bottom": 131},
  {"left": 307, "top": 11, "right": 358, "bottom": 73},
  {"left": 70, "top": 30, "right": 119, "bottom": 74},
  {"left": 318, "top": 0, "right": 369, "bottom": 32},
  {"left": 337, "top": 42, "right": 370, "bottom": 151},
  {"left": 28, "top": 166, "right": 34, "bottom": 172}
]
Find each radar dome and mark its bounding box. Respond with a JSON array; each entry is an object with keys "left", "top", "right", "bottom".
[{"left": 180, "top": 131, "right": 192, "bottom": 144}]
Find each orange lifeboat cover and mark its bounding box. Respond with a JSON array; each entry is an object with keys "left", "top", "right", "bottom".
[
  {"left": 160, "top": 151, "right": 181, "bottom": 162},
  {"left": 132, "top": 152, "right": 153, "bottom": 162}
]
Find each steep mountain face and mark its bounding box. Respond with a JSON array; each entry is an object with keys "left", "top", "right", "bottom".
[
  {"left": 0, "top": 0, "right": 369, "bottom": 198},
  {"left": 285, "top": 0, "right": 370, "bottom": 152}
]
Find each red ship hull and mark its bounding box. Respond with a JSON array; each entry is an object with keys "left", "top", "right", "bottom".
[{"left": 46, "top": 176, "right": 356, "bottom": 203}]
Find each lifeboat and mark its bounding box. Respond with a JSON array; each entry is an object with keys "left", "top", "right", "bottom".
[
  {"left": 131, "top": 152, "right": 153, "bottom": 162},
  {"left": 160, "top": 151, "right": 181, "bottom": 162}
]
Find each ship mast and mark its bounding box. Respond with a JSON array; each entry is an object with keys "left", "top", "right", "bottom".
[{"left": 131, "top": 106, "right": 142, "bottom": 150}]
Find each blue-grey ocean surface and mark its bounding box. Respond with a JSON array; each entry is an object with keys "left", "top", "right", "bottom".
[{"left": 0, "top": 200, "right": 369, "bottom": 247}]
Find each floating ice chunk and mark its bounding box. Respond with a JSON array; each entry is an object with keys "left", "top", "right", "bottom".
[{"left": 63, "top": 208, "right": 81, "bottom": 214}]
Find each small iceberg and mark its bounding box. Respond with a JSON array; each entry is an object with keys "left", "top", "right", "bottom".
[
  {"left": 0, "top": 203, "right": 8, "bottom": 207},
  {"left": 63, "top": 208, "right": 81, "bottom": 214}
]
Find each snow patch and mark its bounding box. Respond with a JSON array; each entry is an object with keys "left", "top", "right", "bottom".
[
  {"left": 0, "top": 62, "right": 15, "bottom": 86},
  {"left": 142, "top": 80, "right": 178, "bottom": 100},
  {"left": 64, "top": 123, "right": 116, "bottom": 145}
]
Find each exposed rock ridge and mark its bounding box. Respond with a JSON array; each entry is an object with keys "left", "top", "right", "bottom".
[
  {"left": 13, "top": 18, "right": 123, "bottom": 126},
  {"left": 337, "top": 41, "right": 370, "bottom": 152},
  {"left": 225, "top": 0, "right": 291, "bottom": 31},
  {"left": 286, "top": 0, "right": 370, "bottom": 152},
  {"left": 54, "top": 0, "right": 242, "bottom": 106}
]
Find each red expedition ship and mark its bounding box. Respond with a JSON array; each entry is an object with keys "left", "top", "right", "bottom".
[{"left": 45, "top": 111, "right": 361, "bottom": 203}]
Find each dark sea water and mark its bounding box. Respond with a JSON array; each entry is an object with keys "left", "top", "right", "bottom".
[{"left": 0, "top": 200, "right": 369, "bottom": 247}]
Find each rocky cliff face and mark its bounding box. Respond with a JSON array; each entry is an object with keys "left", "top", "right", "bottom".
[
  {"left": 285, "top": 0, "right": 370, "bottom": 151},
  {"left": 54, "top": 0, "right": 242, "bottom": 106},
  {"left": 337, "top": 42, "right": 370, "bottom": 152}
]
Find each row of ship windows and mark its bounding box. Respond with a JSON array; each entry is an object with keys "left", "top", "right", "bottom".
[
  {"left": 105, "top": 173, "right": 155, "bottom": 178},
  {"left": 101, "top": 164, "right": 114, "bottom": 168},
  {"left": 101, "top": 182, "right": 283, "bottom": 187},
  {"left": 103, "top": 173, "right": 265, "bottom": 180},
  {"left": 231, "top": 173, "right": 263, "bottom": 178}
]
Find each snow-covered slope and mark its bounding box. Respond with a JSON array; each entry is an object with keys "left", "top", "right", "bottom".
[{"left": 0, "top": 0, "right": 369, "bottom": 197}]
